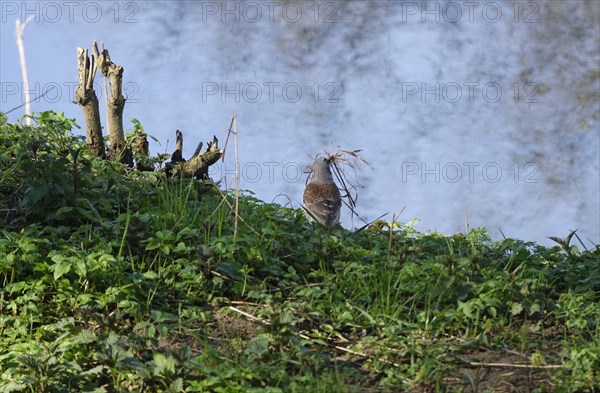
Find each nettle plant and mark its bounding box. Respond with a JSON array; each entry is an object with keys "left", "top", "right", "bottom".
[{"left": 0, "top": 111, "right": 158, "bottom": 228}]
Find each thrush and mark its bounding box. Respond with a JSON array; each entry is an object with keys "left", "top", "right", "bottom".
[{"left": 303, "top": 157, "right": 342, "bottom": 226}]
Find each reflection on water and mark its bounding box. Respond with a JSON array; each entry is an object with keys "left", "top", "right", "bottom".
[{"left": 1, "top": 1, "right": 598, "bottom": 245}]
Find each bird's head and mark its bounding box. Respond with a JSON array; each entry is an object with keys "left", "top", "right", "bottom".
[{"left": 305, "top": 157, "right": 335, "bottom": 184}]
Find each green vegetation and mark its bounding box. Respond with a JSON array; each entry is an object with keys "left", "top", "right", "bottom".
[{"left": 1, "top": 112, "right": 599, "bottom": 392}]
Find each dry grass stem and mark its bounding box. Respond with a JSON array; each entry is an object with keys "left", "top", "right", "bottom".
[
  {"left": 211, "top": 183, "right": 260, "bottom": 237},
  {"left": 233, "top": 117, "right": 240, "bottom": 239},
  {"left": 15, "top": 16, "right": 34, "bottom": 125},
  {"left": 465, "top": 361, "right": 562, "bottom": 369}
]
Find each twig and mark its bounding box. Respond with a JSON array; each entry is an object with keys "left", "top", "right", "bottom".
[
  {"left": 232, "top": 116, "right": 239, "bottom": 240},
  {"left": 465, "top": 361, "right": 562, "bottom": 369},
  {"left": 271, "top": 193, "right": 293, "bottom": 208},
  {"left": 210, "top": 270, "right": 231, "bottom": 281},
  {"left": 229, "top": 306, "right": 268, "bottom": 324},
  {"left": 207, "top": 191, "right": 229, "bottom": 220},
  {"left": 221, "top": 117, "right": 235, "bottom": 162},
  {"left": 228, "top": 300, "right": 264, "bottom": 307},
  {"left": 4, "top": 86, "right": 56, "bottom": 114}
]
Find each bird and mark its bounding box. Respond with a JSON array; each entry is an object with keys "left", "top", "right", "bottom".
[{"left": 303, "top": 157, "right": 342, "bottom": 226}]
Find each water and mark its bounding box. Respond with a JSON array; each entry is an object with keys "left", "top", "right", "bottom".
[{"left": 1, "top": 0, "right": 598, "bottom": 246}]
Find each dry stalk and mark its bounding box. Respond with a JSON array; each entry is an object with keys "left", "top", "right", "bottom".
[
  {"left": 228, "top": 300, "right": 263, "bottom": 307},
  {"left": 15, "top": 16, "right": 34, "bottom": 125},
  {"left": 211, "top": 183, "right": 260, "bottom": 237},
  {"left": 210, "top": 270, "right": 231, "bottom": 281},
  {"left": 465, "top": 361, "right": 562, "bottom": 369},
  {"left": 207, "top": 191, "right": 230, "bottom": 220},
  {"left": 219, "top": 116, "right": 241, "bottom": 239},
  {"left": 221, "top": 117, "right": 235, "bottom": 162},
  {"left": 233, "top": 117, "right": 240, "bottom": 240}
]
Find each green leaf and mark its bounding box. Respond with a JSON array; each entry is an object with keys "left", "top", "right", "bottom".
[
  {"left": 151, "top": 310, "right": 178, "bottom": 323},
  {"left": 54, "top": 260, "right": 71, "bottom": 280},
  {"left": 170, "top": 378, "right": 184, "bottom": 392},
  {"left": 152, "top": 352, "right": 176, "bottom": 376},
  {"left": 244, "top": 335, "right": 271, "bottom": 356},
  {"left": 145, "top": 241, "right": 161, "bottom": 251},
  {"left": 73, "top": 329, "right": 97, "bottom": 345},
  {"left": 75, "top": 259, "right": 87, "bottom": 277},
  {"left": 143, "top": 271, "right": 159, "bottom": 279}
]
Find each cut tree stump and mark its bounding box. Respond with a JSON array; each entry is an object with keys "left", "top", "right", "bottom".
[
  {"left": 75, "top": 42, "right": 222, "bottom": 180},
  {"left": 93, "top": 41, "right": 132, "bottom": 166},
  {"left": 75, "top": 47, "right": 104, "bottom": 158},
  {"left": 131, "top": 129, "right": 154, "bottom": 171},
  {"left": 165, "top": 130, "right": 222, "bottom": 179}
]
